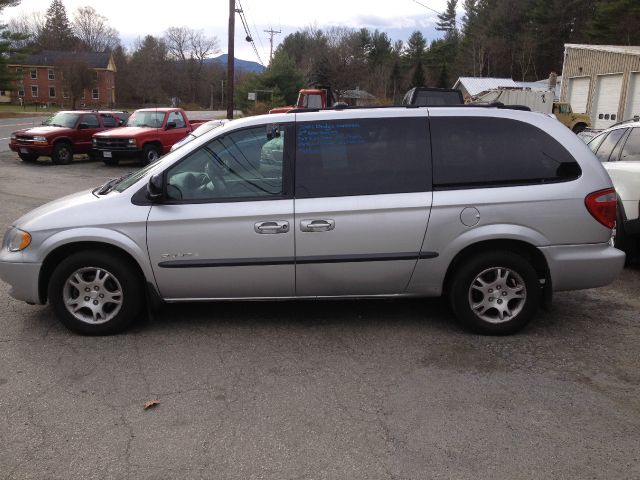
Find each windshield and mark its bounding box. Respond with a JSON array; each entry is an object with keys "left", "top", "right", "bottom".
[
  {"left": 113, "top": 160, "right": 166, "bottom": 192},
  {"left": 126, "top": 111, "right": 165, "bottom": 128},
  {"left": 44, "top": 112, "right": 80, "bottom": 128}
]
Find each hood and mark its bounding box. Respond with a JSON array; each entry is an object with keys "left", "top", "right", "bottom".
[
  {"left": 13, "top": 189, "right": 104, "bottom": 231},
  {"left": 16, "top": 126, "right": 71, "bottom": 136},
  {"left": 94, "top": 127, "right": 160, "bottom": 138}
]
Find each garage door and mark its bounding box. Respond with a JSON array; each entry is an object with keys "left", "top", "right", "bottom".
[
  {"left": 625, "top": 72, "right": 640, "bottom": 120},
  {"left": 592, "top": 74, "right": 623, "bottom": 129},
  {"left": 568, "top": 77, "right": 590, "bottom": 114}
]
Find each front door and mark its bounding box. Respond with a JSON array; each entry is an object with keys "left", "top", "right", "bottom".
[
  {"left": 147, "top": 123, "right": 294, "bottom": 300},
  {"left": 293, "top": 114, "right": 433, "bottom": 297},
  {"left": 77, "top": 113, "right": 102, "bottom": 152},
  {"left": 163, "top": 110, "right": 191, "bottom": 153}
]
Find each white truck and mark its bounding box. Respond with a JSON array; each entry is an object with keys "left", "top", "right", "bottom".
[{"left": 473, "top": 88, "right": 591, "bottom": 133}]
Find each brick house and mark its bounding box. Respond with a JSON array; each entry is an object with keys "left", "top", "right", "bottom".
[{"left": 8, "top": 50, "right": 117, "bottom": 108}]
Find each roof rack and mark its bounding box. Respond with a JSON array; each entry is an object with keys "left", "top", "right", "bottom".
[{"left": 286, "top": 102, "right": 531, "bottom": 114}]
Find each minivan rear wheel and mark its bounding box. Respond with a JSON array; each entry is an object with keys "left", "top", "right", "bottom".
[
  {"left": 48, "top": 250, "right": 144, "bottom": 335},
  {"left": 449, "top": 251, "right": 540, "bottom": 335}
]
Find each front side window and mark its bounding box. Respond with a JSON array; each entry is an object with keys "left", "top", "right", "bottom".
[
  {"left": 49, "top": 86, "right": 56, "bottom": 98},
  {"left": 30, "top": 86, "right": 37, "bottom": 97},
  {"left": 594, "top": 128, "right": 627, "bottom": 162},
  {"left": 92, "top": 88, "right": 99, "bottom": 100},
  {"left": 30, "top": 69, "right": 37, "bottom": 79},
  {"left": 167, "top": 110, "right": 186, "bottom": 128},
  {"left": 81, "top": 114, "right": 100, "bottom": 128},
  {"left": 620, "top": 128, "right": 640, "bottom": 162},
  {"left": 430, "top": 117, "right": 581, "bottom": 188},
  {"left": 166, "top": 124, "right": 288, "bottom": 201},
  {"left": 48, "top": 69, "right": 54, "bottom": 80},
  {"left": 295, "top": 117, "right": 430, "bottom": 198}
]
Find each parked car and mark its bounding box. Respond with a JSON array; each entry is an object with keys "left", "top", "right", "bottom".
[
  {"left": 92, "top": 107, "right": 207, "bottom": 166},
  {"left": 0, "top": 106, "right": 624, "bottom": 336},
  {"left": 169, "top": 119, "right": 227, "bottom": 152},
  {"left": 9, "top": 110, "right": 128, "bottom": 164},
  {"left": 587, "top": 120, "right": 640, "bottom": 260}
]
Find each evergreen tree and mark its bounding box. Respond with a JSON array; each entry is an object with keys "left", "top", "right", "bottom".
[
  {"left": 404, "top": 31, "right": 427, "bottom": 63},
  {"left": 411, "top": 61, "right": 426, "bottom": 88},
  {"left": 589, "top": 0, "right": 640, "bottom": 45},
  {"left": 0, "top": 1, "right": 28, "bottom": 89},
  {"left": 436, "top": 0, "right": 459, "bottom": 39},
  {"left": 38, "top": 0, "right": 76, "bottom": 50}
]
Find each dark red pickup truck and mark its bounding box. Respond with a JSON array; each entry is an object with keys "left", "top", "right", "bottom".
[
  {"left": 9, "top": 110, "right": 128, "bottom": 164},
  {"left": 92, "top": 107, "right": 207, "bottom": 166}
]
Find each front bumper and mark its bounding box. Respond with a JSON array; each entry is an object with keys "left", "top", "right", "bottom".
[
  {"left": 0, "top": 259, "right": 42, "bottom": 304},
  {"left": 539, "top": 243, "right": 625, "bottom": 292},
  {"left": 9, "top": 142, "right": 53, "bottom": 156},
  {"left": 93, "top": 148, "right": 141, "bottom": 160}
]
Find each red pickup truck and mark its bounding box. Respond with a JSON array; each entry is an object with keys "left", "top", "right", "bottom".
[
  {"left": 92, "top": 107, "right": 207, "bottom": 166},
  {"left": 9, "top": 110, "right": 128, "bottom": 164}
]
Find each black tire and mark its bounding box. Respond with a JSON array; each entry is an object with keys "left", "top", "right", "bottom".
[
  {"left": 103, "top": 157, "right": 120, "bottom": 167},
  {"left": 572, "top": 123, "right": 587, "bottom": 134},
  {"left": 140, "top": 144, "right": 161, "bottom": 166},
  {"left": 52, "top": 141, "right": 73, "bottom": 165},
  {"left": 48, "top": 250, "right": 144, "bottom": 335},
  {"left": 449, "top": 251, "right": 541, "bottom": 335},
  {"left": 18, "top": 153, "right": 38, "bottom": 162},
  {"left": 614, "top": 208, "right": 638, "bottom": 265}
]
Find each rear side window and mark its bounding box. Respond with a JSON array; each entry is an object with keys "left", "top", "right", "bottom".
[
  {"left": 295, "top": 117, "right": 430, "bottom": 198},
  {"left": 101, "top": 114, "right": 116, "bottom": 127},
  {"left": 430, "top": 117, "right": 581, "bottom": 189},
  {"left": 594, "top": 128, "right": 627, "bottom": 162},
  {"left": 620, "top": 128, "right": 640, "bottom": 162}
]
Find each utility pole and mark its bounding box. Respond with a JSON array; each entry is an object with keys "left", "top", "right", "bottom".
[
  {"left": 227, "top": 0, "right": 235, "bottom": 120},
  {"left": 264, "top": 28, "right": 281, "bottom": 64}
]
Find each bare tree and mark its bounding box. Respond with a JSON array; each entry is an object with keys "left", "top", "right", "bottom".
[
  {"left": 72, "top": 6, "right": 120, "bottom": 52},
  {"left": 56, "top": 56, "right": 94, "bottom": 109},
  {"left": 6, "top": 11, "right": 45, "bottom": 49},
  {"left": 163, "top": 26, "right": 220, "bottom": 103}
]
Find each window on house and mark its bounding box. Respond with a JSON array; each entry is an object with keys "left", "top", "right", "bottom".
[
  {"left": 63, "top": 89, "right": 69, "bottom": 99},
  {"left": 92, "top": 88, "right": 99, "bottom": 100},
  {"left": 49, "top": 87, "right": 56, "bottom": 98},
  {"left": 0, "top": 90, "right": 6, "bottom": 96},
  {"left": 81, "top": 89, "right": 85, "bottom": 99},
  {"left": 18, "top": 88, "right": 25, "bottom": 97},
  {"left": 48, "top": 69, "right": 55, "bottom": 80},
  {"left": 30, "top": 69, "right": 37, "bottom": 79},
  {"left": 30, "top": 86, "right": 38, "bottom": 97},
  {"left": 93, "top": 71, "right": 98, "bottom": 81}
]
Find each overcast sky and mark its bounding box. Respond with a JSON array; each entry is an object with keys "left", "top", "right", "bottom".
[{"left": 3, "top": 0, "right": 457, "bottom": 66}]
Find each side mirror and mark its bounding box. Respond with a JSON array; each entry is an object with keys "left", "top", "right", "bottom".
[
  {"left": 78, "top": 123, "right": 89, "bottom": 130},
  {"left": 166, "top": 121, "right": 176, "bottom": 130},
  {"left": 146, "top": 173, "right": 164, "bottom": 201}
]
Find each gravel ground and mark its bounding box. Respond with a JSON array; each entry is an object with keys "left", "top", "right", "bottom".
[{"left": 0, "top": 151, "right": 639, "bottom": 479}]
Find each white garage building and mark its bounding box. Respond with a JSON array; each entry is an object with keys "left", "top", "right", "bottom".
[{"left": 560, "top": 44, "right": 640, "bottom": 129}]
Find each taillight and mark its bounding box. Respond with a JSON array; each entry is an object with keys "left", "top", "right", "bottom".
[{"left": 585, "top": 188, "right": 617, "bottom": 229}]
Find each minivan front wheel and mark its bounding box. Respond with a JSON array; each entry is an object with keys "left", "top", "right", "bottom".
[
  {"left": 48, "top": 251, "right": 144, "bottom": 335},
  {"left": 449, "top": 252, "right": 540, "bottom": 335}
]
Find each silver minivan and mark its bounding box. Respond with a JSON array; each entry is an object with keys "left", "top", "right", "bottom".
[{"left": 0, "top": 107, "right": 625, "bottom": 335}]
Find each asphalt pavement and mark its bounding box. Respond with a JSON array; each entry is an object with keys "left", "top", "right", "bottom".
[{"left": 0, "top": 151, "right": 639, "bottom": 479}]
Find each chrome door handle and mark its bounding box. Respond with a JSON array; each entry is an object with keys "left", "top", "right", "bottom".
[
  {"left": 254, "top": 221, "right": 289, "bottom": 234},
  {"left": 300, "top": 219, "right": 335, "bottom": 232}
]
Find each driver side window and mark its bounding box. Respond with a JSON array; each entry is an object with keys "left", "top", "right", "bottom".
[{"left": 166, "top": 124, "right": 287, "bottom": 202}]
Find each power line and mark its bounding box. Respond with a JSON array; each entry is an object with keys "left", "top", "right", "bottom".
[
  {"left": 411, "top": 0, "right": 464, "bottom": 29},
  {"left": 242, "top": 0, "right": 267, "bottom": 55},
  {"left": 235, "top": 0, "right": 265, "bottom": 66}
]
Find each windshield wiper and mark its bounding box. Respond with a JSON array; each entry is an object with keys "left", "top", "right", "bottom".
[{"left": 96, "top": 172, "right": 133, "bottom": 195}]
